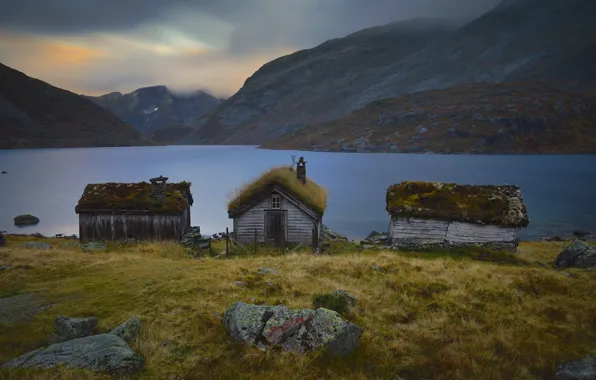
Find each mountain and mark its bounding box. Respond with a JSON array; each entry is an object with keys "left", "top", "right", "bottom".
[
  {"left": 187, "top": 0, "right": 596, "bottom": 149},
  {"left": 261, "top": 82, "right": 596, "bottom": 153},
  {"left": 149, "top": 125, "right": 194, "bottom": 145},
  {"left": 0, "top": 63, "right": 148, "bottom": 149},
  {"left": 84, "top": 86, "right": 222, "bottom": 134}
]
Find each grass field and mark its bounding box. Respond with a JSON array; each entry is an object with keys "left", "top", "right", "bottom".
[{"left": 0, "top": 235, "right": 595, "bottom": 379}]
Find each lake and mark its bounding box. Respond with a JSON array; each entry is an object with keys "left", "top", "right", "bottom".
[{"left": 1, "top": 146, "right": 595, "bottom": 241}]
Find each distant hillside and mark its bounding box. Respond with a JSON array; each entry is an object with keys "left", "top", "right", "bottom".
[
  {"left": 0, "top": 63, "right": 148, "bottom": 149},
  {"left": 149, "top": 125, "right": 194, "bottom": 145},
  {"left": 261, "top": 82, "right": 596, "bottom": 154},
  {"left": 84, "top": 86, "right": 221, "bottom": 134},
  {"left": 187, "top": 0, "right": 596, "bottom": 150}
]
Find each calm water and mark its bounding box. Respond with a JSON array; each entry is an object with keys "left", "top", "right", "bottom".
[{"left": 0, "top": 146, "right": 595, "bottom": 240}]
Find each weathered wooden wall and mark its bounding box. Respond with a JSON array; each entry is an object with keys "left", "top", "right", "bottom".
[
  {"left": 389, "top": 216, "right": 519, "bottom": 250},
  {"left": 79, "top": 208, "right": 190, "bottom": 242},
  {"left": 234, "top": 192, "right": 318, "bottom": 244}
]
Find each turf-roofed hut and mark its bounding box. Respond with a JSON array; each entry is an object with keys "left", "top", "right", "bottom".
[
  {"left": 386, "top": 181, "right": 529, "bottom": 251},
  {"left": 75, "top": 176, "right": 193, "bottom": 242},
  {"left": 227, "top": 158, "right": 327, "bottom": 247}
]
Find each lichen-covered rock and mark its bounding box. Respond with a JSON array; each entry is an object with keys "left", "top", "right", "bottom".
[
  {"left": 556, "top": 355, "right": 596, "bottom": 380},
  {"left": 361, "top": 231, "right": 388, "bottom": 246},
  {"left": 48, "top": 315, "right": 98, "bottom": 344},
  {"left": 2, "top": 334, "right": 143, "bottom": 376},
  {"left": 221, "top": 302, "right": 282, "bottom": 345},
  {"left": 222, "top": 302, "right": 363, "bottom": 355},
  {"left": 110, "top": 316, "right": 142, "bottom": 343},
  {"left": 180, "top": 227, "right": 211, "bottom": 250},
  {"left": 554, "top": 240, "right": 596, "bottom": 269}
]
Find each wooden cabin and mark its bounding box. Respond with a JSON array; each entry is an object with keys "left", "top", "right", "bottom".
[
  {"left": 227, "top": 158, "right": 327, "bottom": 247},
  {"left": 75, "top": 176, "right": 193, "bottom": 242},
  {"left": 386, "top": 181, "right": 529, "bottom": 250}
]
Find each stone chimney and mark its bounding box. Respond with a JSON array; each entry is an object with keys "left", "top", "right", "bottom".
[
  {"left": 296, "top": 157, "right": 307, "bottom": 184},
  {"left": 149, "top": 175, "right": 168, "bottom": 202}
]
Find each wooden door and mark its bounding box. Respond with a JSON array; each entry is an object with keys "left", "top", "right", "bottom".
[{"left": 266, "top": 211, "right": 285, "bottom": 246}]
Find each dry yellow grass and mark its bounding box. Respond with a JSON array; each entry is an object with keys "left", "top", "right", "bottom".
[
  {"left": 227, "top": 166, "right": 328, "bottom": 215},
  {"left": 0, "top": 235, "right": 595, "bottom": 379}
]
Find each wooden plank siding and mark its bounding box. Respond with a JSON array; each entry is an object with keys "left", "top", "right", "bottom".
[
  {"left": 79, "top": 208, "right": 189, "bottom": 242},
  {"left": 389, "top": 216, "right": 519, "bottom": 250},
  {"left": 234, "top": 191, "right": 319, "bottom": 245}
]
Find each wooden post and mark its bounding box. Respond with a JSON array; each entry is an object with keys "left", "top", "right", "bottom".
[
  {"left": 254, "top": 228, "right": 257, "bottom": 254},
  {"left": 281, "top": 226, "right": 285, "bottom": 254},
  {"left": 312, "top": 228, "right": 316, "bottom": 253},
  {"left": 225, "top": 227, "right": 229, "bottom": 255}
]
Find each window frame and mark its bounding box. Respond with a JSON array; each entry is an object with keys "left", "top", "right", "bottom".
[{"left": 271, "top": 194, "right": 281, "bottom": 210}]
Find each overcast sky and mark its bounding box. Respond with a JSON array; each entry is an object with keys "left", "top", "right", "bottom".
[{"left": 0, "top": 0, "right": 500, "bottom": 97}]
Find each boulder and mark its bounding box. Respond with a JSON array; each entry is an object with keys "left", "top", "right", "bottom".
[
  {"left": 2, "top": 334, "right": 143, "bottom": 376},
  {"left": 49, "top": 315, "right": 98, "bottom": 344},
  {"left": 13, "top": 214, "right": 40, "bottom": 226},
  {"left": 556, "top": 355, "right": 596, "bottom": 380},
  {"left": 110, "top": 316, "right": 142, "bottom": 343},
  {"left": 222, "top": 302, "right": 363, "bottom": 355},
  {"left": 553, "top": 240, "right": 596, "bottom": 269},
  {"left": 180, "top": 227, "right": 211, "bottom": 250},
  {"left": 23, "top": 242, "right": 51, "bottom": 250}
]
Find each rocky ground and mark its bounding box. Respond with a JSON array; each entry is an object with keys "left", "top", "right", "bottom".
[{"left": 0, "top": 234, "right": 595, "bottom": 379}]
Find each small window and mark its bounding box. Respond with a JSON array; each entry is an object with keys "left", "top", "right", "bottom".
[{"left": 271, "top": 195, "right": 281, "bottom": 209}]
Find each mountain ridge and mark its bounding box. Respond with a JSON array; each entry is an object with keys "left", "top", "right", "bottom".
[
  {"left": 186, "top": 0, "right": 596, "bottom": 151},
  {"left": 0, "top": 62, "right": 148, "bottom": 149},
  {"left": 83, "top": 86, "right": 222, "bottom": 134}
]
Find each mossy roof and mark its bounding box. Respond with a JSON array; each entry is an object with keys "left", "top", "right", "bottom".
[
  {"left": 386, "top": 181, "right": 529, "bottom": 227},
  {"left": 227, "top": 166, "right": 327, "bottom": 216},
  {"left": 75, "top": 181, "right": 193, "bottom": 213}
]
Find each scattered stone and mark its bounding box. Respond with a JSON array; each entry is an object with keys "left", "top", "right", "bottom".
[
  {"left": 2, "top": 334, "right": 143, "bottom": 376},
  {"left": 331, "top": 290, "right": 357, "bottom": 307},
  {"left": 23, "top": 242, "right": 51, "bottom": 250},
  {"left": 13, "top": 214, "right": 40, "bottom": 226},
  {"left": 80, "top": 242, "right": 108, "bottom": 251},
  {"left": 232, "top": 281, "right": 248, "bottom": 288},
  {"left": 258, "top": 267, "right": 279, "bottom": 275},
  {"left": 360, "top": 231, "right": 388, "bottom": 246},
  {"left": 110, "top": 316, "right": 142, "bottom": 343},
  {"left": 573, "top": 230, "right": 591, "bottom": 239},
  {"left": 545, "top": 236, "right": 565, "bottom": 242},
  {"left": 537, "top": 261, "right": 550, "bottom": 269},
  {"left": 323, "top": 226, "right": 349, "bottom": 242},
  {"left": 371, "top": 265, "right": 385, "bottom": 272},
  {"left": 0, "top": 293, "right": 53, "bottom": 324},
  {"left": 586, "top": 268, "right": 595, "bottom": 272},
  {"left": 145, "top": 279, "right": 155, "bottom": 286},
  {"left": 180, "top": 226, "right": 211, "bottom": 251},
  {"left": 553, "top": 240, "right": 596, "bottom": 269},
  {"left": 49, "top": 315, "right": 98, "bottom": 344},
  {"left": 160, "top": 340, "right": 170, "bottom": 347},
  {"left": 556, "top": 355, "right": 596, "bottom": 380},
  {"left": 222, "top": 302, "right": 363, "bottom": 355},
  {"left": 0, "top": 265, "right": 8, "bottom": 271}
]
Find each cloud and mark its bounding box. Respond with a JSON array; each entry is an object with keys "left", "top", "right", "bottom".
[{"left": 0, "top": 0, "right": 501, "bottom": 96}]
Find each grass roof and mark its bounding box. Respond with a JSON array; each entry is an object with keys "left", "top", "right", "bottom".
[
  {"left": 386, "top": 181, "right": 529, "bottom": 227},
  {"left": 227, "top": 166, "right": 327, "bottom": 215},
  {"left": 75, "top": 181, "right": 192, "bottom": 213}
]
